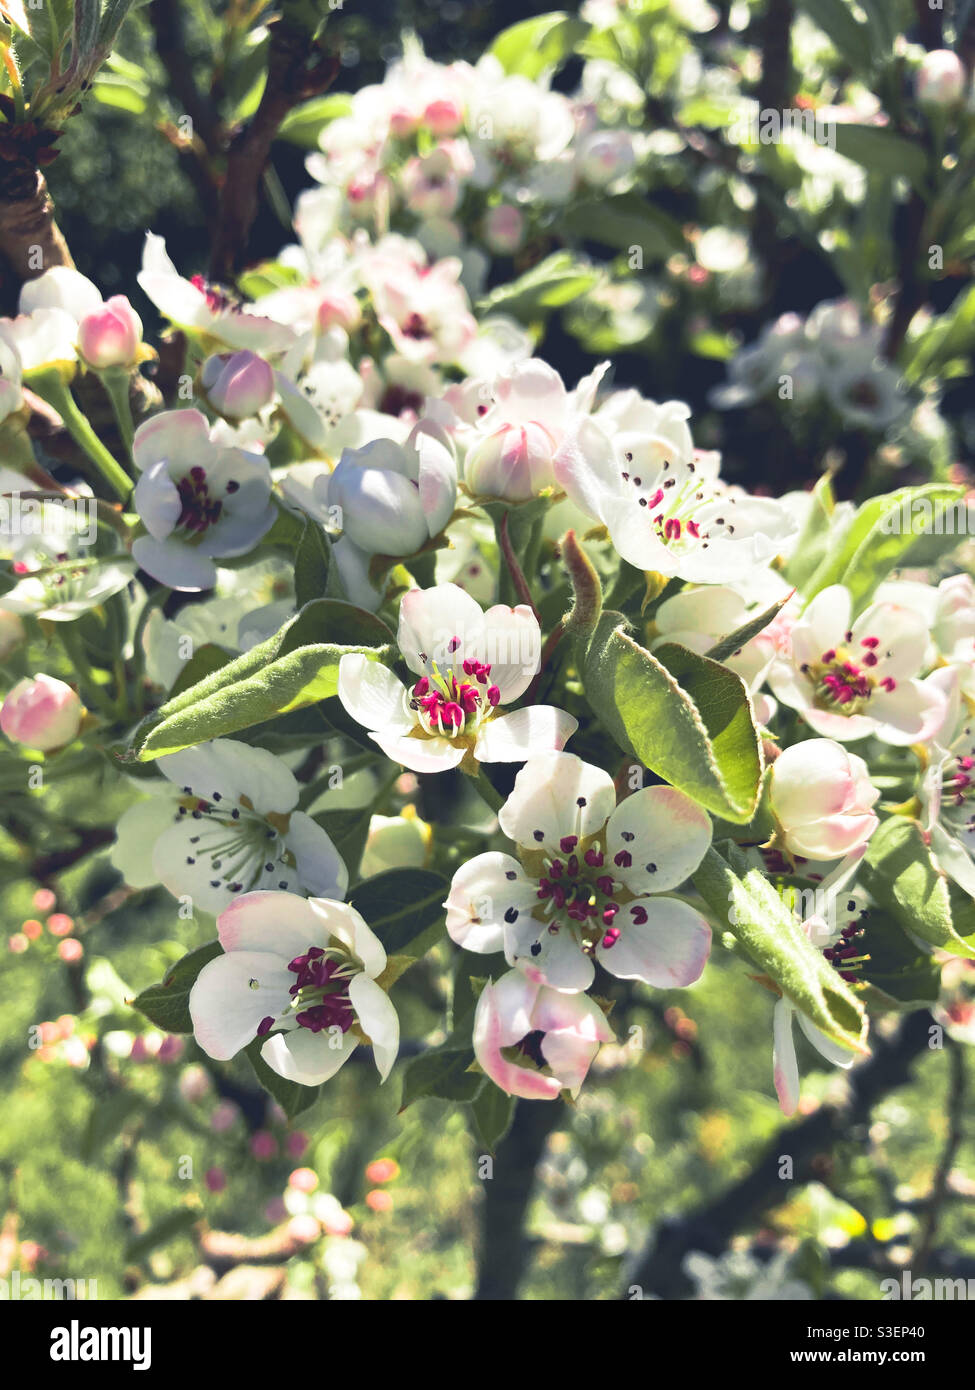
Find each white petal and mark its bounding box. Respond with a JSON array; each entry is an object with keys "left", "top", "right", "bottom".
[
  {"left": 605, "top": 785, "right": 712, "bottom": 894},
  {"left": 397, "top": 582, "right": 484, "bottom": 674},
  {"left": 189, "top": 950, "right": 293, "bottom": 1060},
  {"left": 473, "top": 706, "right": 578, "bottom": 762},
  {"left": 370, "top": 729, "right": 467, "bottom": 772},
  {"left": 444, "top": 852, "right": 536, "bottom": 954},
  {"left": 285, "top": 811, "right": 349, "bottom": 898},
  {"left": 772, "top": 998, "right": 800, "bottom": 1116},
  {"left": 261, "top": 1026, "right": 357, "bottom": 1085},
  {"left": 498, "top": 751, "right": 615, "bottom": 854},
  {"left": 132, "top": 535, "right": 218, "bottom": 591},
  {"left": 337, "top": 653, "right": 409, "bottom": 732},
  {"left": 348, "top": 974, "right": 399, "bottom": 1081},
  {"left": 505, "top": 918, "right": 594, "bottom": 993},
  {"left": 796, "top": 1012, "right": 856, "bottom": 1069},
  {"left": 309, "top": 899, "right": 387, "bottom": 978},
  {"left": 157, "top": 738, "right": 298, "bottom": 815},
  {"left": 597, "top": 897, "right": 711, "bottom": 987},
  {"left": 473, "top": 604, "right": 541, "bottom": 701},
  {"left": 217, "top": 890, "right": 334, "bottom": 958}
]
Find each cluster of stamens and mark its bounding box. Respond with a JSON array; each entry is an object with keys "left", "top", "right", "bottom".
[
  {"left": 409, "top": 644, "right": 500, "bottom": 737},
  {"left": 800, "top": 632, "right": 896, "bottom": 714},
  {"left": 177, "top": 465, "right": 236, "bottom": 535},
  {"left": 190, "top": 274, "right": 241, "bottom": 315},
  {"left": 176, "top": 787, "right": 294, "bottom": 894},
  {"left": 620, "top": 452, "right": 710, "bottom": 548},
  {"left": 943, "top": 727, "right": 975, "bottom": 816},
  {"left": 822, "top": 898, "right": 870, "bottom": 985},
  {"left": 522, "top": 821, "right": 656, "bottom": 953},
  {"left": 255, "top": 945, "right": 356, "bottom": 1038}
]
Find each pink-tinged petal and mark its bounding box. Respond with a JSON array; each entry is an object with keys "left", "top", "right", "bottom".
[
  {"left": 189, "top": 950, "right": 294, "bottom": 1060},
  {"left": 217, "top": 890, "right": 330, "bottom": 958},
  {"left": 473, "top": 706, "right": 578, "bottom": 762},
  {"left": 337, "top": 653, "right": 409, "bottom": 731},
  {"left": 474, "top": 604, "right": 541, "bottom": 701},
  {"left": 348, "top": 974, "right": 399, "bottom": 1081},
  {"left": 597, "top": 897, "right": 711, "bottom": 987},
  {"left": 473, "top": 980, "right": 562, "bottom": 1101},
  {"left": 531, "top": 987, "right": 615, "bottom": 1043},
  {"left": 785, "top": 813, "right": 879, "bottom": 860},
  {"left": 444, "top": 852, "right": 535, "bottom": 954},
  {"left": 498, "top": 751, "right": 615, "bottom": 854},
  {"left": 870, "top": 676, "right": 948, "bottom": 746},
  {"left": 606, "top": 785, "right": 712, "bottom": 895},
  {"left": 773, "top": 998, "right": 800, "bottom": 1116},
  {"left": 397, "top": 582, "right": 484, "bottom": 674},
  {"left": 261, "top": 1026, "right": 357, "bottom": 1086},
  {"left": 132, "top": 407, "right": 212, "bottom": 473},
  {"left": 414, "top": 426, "right": 457, "bottom": 537},
  {"left": 538, "top": 1032, "right": 601, "bottom": 1098},
  {"left": 369, "top": 729, "right": 467, "bottom": 773},
  {"left": 285, "top": 811, "right": 349, "bottom": 899}
]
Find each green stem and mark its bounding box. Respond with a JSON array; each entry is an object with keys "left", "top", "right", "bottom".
[
  {"left": 473, "top": 765, "right": 505, "bottom": 814},
  {"left": 99, "top": 369, "right": 137, "bottom": 459},
  {"left": 27, "top": 369, "right": 133, "bottom": 504},
  {"left": 499, "top": 511, "right": 540, "bottom": 623}
]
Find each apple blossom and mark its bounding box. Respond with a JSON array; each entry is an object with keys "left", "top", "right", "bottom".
[
  {"left": 445, "top": 751, "right": 712, "bottom": 993},
  {"left": 482, "top": 205, "right": 525, "bottom": 256},
  {"left": 338, "top": 582, "right": 576, "bottom": 772},
  {"left": 555, "top": 403, "right": 794, "bottom": 583},
  {"left": 473, "top": 970, "right": 614, "bottom": 1101},
  {"left": 768, "top": 584, "right": 949, "bottom": 745},
  {"left": 1, "top": 674, "right": 83, "bottom": 751},
  {"left": 77, "top": 295, "right": 143, "bottom": 369},
  {"left": 131, "top": 408, "right": 276, "bottom": 590},
  {"left": 769, "top": 739, "right": 879, "bottom": 860},
  {"left": 111, "top": 738, "right": 348, "bottom": 915},
  {"left": 189, "top": 891, "right": 399, "bottom": 1086}
]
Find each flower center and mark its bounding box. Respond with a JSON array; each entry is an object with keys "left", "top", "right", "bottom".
[
  {"left": 175, "top": 791, "right": 296, "bottom": 895},
  {"left": 408, "top": 647, "right": 500, "bottom": 739},
  {"left": 800, "top": 635, "right": 896, "bottom": 716},
  {"left": 619, "top": 451, "right": 720, "bottom": 551},
  {"left": 176, "top": 466, "right": 228, "bottom": 536},
  {"left": 256, "top": 946, "right": 357, "bottom": 1039},
  {"left": 529, "top": 832, "right": 646, "bottom": 952}
]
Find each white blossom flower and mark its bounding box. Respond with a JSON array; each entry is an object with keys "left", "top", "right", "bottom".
[
  {"left": 554, "top": 399, "right": 793, "bottom": 582},
  {"left": 768, "top": 584, "right": 949, "bottom": 745},
  {"left": 131, "top": 409, "right": 276, "bottom": 590},
  {"left": 338, "top": 582, "right": 576, "bottom": 772},
  {"left": 189, "top": 891, "right": 398, "bottom": 1086},
  {"left": 111, "top": 739, "right": 347, "bottom": 915},
  {"left": 769, "top": 739, "right": 879, "bottom": 860},
  {"left": 445, "top": 751, "right": 712, "bottom": 992}
]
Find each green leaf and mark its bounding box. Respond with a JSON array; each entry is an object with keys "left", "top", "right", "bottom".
[
  {"left": 400, "top": 1047, "right": 482, "bottom": 1109},
  {"left": 831, "top": 125, "right": 928, "bottom": 193},
  {"left": 693, "top": 844, "right": 868, "bottom": 1054},
  {"left": 349, "top": 869, "right": 449, "bottom": 956},
  {"left": 805, "top": 485, "right": 966, "bottom": 610},
  {"left": 796, "top": 0, "right": 878, "bottom": 74},
  {"left": 904, "top": 285, "right": 975, "bottom": 383},
  {"left": 470, "top": 1082, "right": 516, "bottom": 1152},
  {"left": 131, "top": 941, "right": 222, "bottom": 1033},
  {"left": 278, "top": 92, "right": 354, "bottom": 146},
  {"left": 131, "top": 599, "right": 393, "bottom": 760},
  {"left": 478, "top": 252, "right": 600, "bottom": 319},
  {"left": 167, "top": 643, "right": 235, "bottom": 700},
  {"left": 313, "top": 804, "right": 373, "bottom": 885},
  {"left": 861, "top": 817, "right": 975, "bottom": 960},
  {"left": 246, "top": 1038, "right": 321, "bottom": 1118},
  {"left": 704, "top": 594, "right": 791, "bottom": 664},
  {"left": 581, "top": 614, "right": 763, "bottom": 823},
  {"left": 489, "top": 11, "right": 589, "bottom": 79},
  {"left": 294, "top": 519, "right": 332, "bottom": 609},
  {"left": 561, "top": 194, "right": 683, "bottom": 260}
]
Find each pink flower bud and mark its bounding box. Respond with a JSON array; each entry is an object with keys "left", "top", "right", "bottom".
[
  {"left": 464, "top": 422, "right": 557, "bottom": 501},
  {"left": 577, "top": 129, "right": 637, "bottom": 187},
  {"left": 916, "top": 49, "right": 967, "bottom": 108},
  {"left": 423, "top": 98, "right": 463, "bottom": 136},
  {"left": 78, "top": 295, "right": 143, "bottom": 368},
  {"left": 769, "top": 739, "right": 880, "bottom": 860},
  {"left": 1, "top": 674, "right": 82, "bottom": 751},
  {"left": 482, "top": 204, "right": 525, "bottom": 255},
  {"left": 201, "top": 349, "right": 275, "bottom": 419}
]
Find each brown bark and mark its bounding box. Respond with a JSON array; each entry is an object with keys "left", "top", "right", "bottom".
[{"left": 0, "top": 167, "right": 73, "bottom": 279}]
